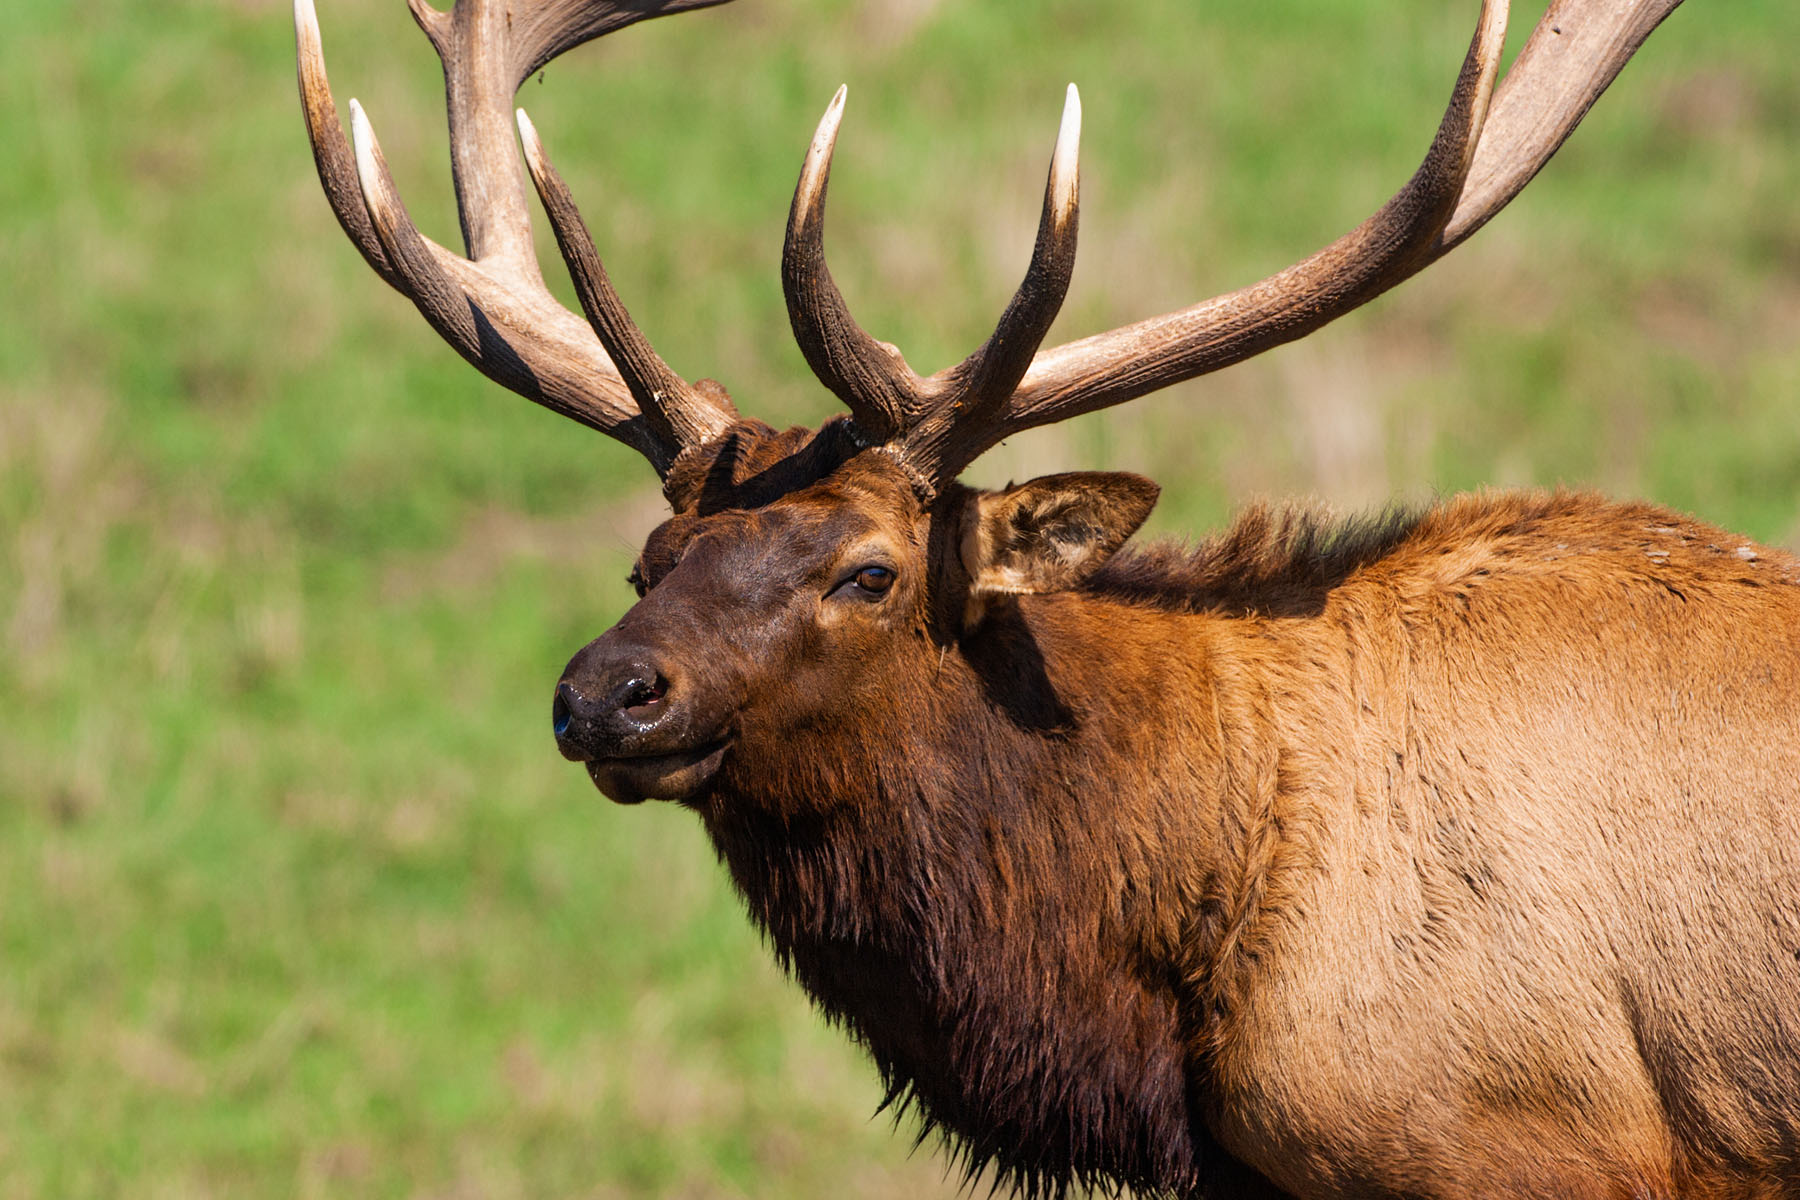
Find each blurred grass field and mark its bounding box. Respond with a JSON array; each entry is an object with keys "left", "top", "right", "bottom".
[{"left": 0, "top": 0, "right": 1795, "bottom": 1194}]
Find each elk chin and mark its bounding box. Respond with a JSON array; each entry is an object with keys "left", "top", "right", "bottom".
[{"left": 586, "top": 742, "right": 730, "bottom": 805}]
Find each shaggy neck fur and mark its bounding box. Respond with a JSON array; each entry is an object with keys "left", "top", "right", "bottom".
[
  {"left": 699, "top": 630, "right": 1230, "bottom": 1196},
  {"left": 688, "top": 504, "right": 1422, "bottom": 1196}
]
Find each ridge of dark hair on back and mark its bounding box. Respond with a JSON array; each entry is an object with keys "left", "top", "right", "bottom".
[{"left": 1087, "top": 500, "right": 1430, "bottom": 619}]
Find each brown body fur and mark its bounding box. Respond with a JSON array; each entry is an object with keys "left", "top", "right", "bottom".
[{"left": 675, "top": 482, "right": 1800, "bottom": 1198}]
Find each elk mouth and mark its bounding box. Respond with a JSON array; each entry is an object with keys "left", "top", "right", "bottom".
[{"left": 586, "top": 740, "right": 730, "bottom": 805}]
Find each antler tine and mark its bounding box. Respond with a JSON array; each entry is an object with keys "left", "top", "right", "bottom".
[
  {"left": 295, "top": 0, "right": 739, "bottom": 476},
  {"left": 349, "top": 99, "right": 484, "bottom": 351},
  {"left": 783, "top": 87, "right": 925, "bottom": 443},
  {"left": 517, "top": 109, "right": 734, "bottom": 453},
  {"left": 901, "top": 85, "right": 1082, "bottom": 484},
  {"left": 945, "top": 85, "right": 1082, "bottom": 410},
  {"left": 296, "top": 0, "right": 400, "bottom": 286},
  {"left": 1443, "top": 0, "right": 1683, "bottom": 249},
  {"left": 417, "top": 0, "right": 728, "bottom": 271}
]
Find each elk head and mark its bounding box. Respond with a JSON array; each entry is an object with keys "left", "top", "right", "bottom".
[{"left": 295, "top": 0, "right": 1682, "bottom": 814}]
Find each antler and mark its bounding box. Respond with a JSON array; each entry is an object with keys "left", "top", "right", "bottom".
[
  {"left": 294, "top": 0, "right": 739, "bottom": 476},
  {"left": 783, "top": 85, "right": 1081, "bottom": 451},
  {"left": 784, "top": 0, "right": 1685, "bottom": 490}
]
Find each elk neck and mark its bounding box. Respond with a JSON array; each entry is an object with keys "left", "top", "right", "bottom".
[{"left": 691, "top": 539, "right": 1342, "bottom": 1194}]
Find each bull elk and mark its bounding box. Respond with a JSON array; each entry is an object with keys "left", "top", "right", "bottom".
[{"left": 295, "top": 0, "right": 1800, "bottom": 1195}]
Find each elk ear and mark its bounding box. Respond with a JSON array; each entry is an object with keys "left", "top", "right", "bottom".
[{"left": 959, "top": 472, "right": 1159, "bottom": 617}]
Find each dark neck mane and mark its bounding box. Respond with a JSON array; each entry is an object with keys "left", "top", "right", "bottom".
[
  {"left": 1088, "top": 499, "right": 1428, "bottom": 618},
  {"left": 1087, "top": 490, "right": 1643, "bottom": 619},
  {"left": 697, "top": 670, "right": 1232, "bottom": 1197}
]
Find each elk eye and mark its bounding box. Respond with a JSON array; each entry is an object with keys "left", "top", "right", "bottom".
[{"left": 853, "top": 566, "right": 895, "bottom": 595}]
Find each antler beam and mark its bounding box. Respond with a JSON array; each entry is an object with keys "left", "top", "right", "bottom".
[
  {"left": 997, "top": 0, "right": 1686, "bottom": 443},
  {"left": 779, "top": 0, "right": 1685, "bottom": 490}
]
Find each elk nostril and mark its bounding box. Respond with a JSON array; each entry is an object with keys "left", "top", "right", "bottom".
[
  {"left": 553, "top": 683, "right": 575, "bottom": 739},
  {"left": 622, "top": 675, "right": 669, "bottom": 721}
]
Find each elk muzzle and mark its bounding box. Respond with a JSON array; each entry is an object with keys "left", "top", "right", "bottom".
[{"left": 553, "top": 643, "right": 730, "bottom": 805}]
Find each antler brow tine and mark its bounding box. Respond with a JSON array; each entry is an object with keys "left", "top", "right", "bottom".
[
  {"left": 349, "top": 100, "right": 483, "bottom": 349},
  {"left": 295, "top": 0, "right": 398, "bottom": 284}
]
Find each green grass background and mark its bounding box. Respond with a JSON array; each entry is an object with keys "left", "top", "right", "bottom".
[{"left": 0, "top": 0, "right": 1794, "bottom": 1194}]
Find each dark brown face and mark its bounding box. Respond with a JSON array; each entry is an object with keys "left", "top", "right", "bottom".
[
  {"left": 549, "top": 411, "right": 1159, "bottom": 806},
  {"left": 551, "top": 454, "right": 936, "bottom": 804}
]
